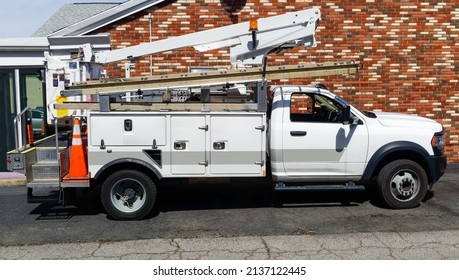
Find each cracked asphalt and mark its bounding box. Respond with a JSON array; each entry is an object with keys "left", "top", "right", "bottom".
[
  {"left": 2, "top": 230, "right": 459, "bottom": 260},
  {"left": 1, "top": 165, "right": 458, "bottom": 260}
]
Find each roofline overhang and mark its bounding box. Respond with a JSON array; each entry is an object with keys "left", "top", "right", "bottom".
[
  {"left": 48, "top": 34, "right": 111, "bottom": 50},
  {"left": 0, "top": 37, "right": 49, "bottom": 52},
  {"left": 0, "top": 35, "right": 112, "bottom": 68},
  {"left": 49, "top": 0, "right": 166, "bottom": 37}
]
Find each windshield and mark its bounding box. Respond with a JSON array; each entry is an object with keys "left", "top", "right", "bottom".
[
  {"left": 323, "top": 90, "right": 372, "bottom": 119},
  {"left": 333, "top": 94, "right": 349, "bottom": 107}
]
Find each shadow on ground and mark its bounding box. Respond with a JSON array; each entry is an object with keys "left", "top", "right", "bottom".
[{"left": 29, "top": 178, "right": 383, "bottom": 220}]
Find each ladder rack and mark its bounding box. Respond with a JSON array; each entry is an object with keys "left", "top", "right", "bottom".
[
  {"left": 56, "top": 60, "right": 360, "bottom": 113},
  {"left": 64, "top": 61, "right": 360, "bottom": 96}
]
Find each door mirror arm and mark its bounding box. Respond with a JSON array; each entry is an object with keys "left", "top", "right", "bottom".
[{"left": 349, "top": 115, "right": 360, "bottom": 125}]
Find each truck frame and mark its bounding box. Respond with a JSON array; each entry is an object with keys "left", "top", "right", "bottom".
[{"left": 6, "top": 8, "right": 447, "bottom": 220}]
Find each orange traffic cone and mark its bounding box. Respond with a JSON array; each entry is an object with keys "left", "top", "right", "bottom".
[
  {"left": 65, "top": 118, "right": 88, "bottom": 180},
  {"left": 26, "top": 118, "right": 35, "bottom": 147}
]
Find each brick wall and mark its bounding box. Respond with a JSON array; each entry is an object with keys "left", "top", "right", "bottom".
[
  {"left": 93, "top": 0, "right": 459, "bottom": 162},
  {"left": 291, "top": 94, "right": 313, "bottom": 115}
]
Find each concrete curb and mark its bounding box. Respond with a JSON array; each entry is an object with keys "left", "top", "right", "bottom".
[{"left": 0, "top": 172, "right": 26, "bottom": 187}]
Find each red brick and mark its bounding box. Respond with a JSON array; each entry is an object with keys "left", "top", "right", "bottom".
[{"left": 91, "top": 0, "right": 459, "bottom": 162}]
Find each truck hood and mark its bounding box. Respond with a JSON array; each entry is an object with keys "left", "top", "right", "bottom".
[{"left": 372, "top": 111, "right": 442, "bottom": 131}]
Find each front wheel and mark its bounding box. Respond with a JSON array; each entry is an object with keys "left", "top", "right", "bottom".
[
  {"left": 377, "top": 159, "right": 428, "bottom": 209},
  {"left": 101, "top": 170, "right": 156, "bottom": 220}
]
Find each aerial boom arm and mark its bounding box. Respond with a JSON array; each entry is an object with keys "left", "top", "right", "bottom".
[{"left": 92, "top": 8, "right": 320, "bottom": 66}]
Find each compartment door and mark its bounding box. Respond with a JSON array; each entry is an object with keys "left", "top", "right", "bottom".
[
  {"left": 210, "top": 116, "right": 264, "bottom": 175},
  {"left": 171, "top": 116, "right": 207, "bottom": 175}
]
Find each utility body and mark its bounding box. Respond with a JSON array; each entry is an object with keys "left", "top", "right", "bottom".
[{"left": 6, "top": 8, "right": 447, "bottom": 220}]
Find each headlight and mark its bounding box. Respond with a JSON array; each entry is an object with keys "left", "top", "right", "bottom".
[{"left": 431, "top": 133, "right": 445, "bottom": 155}]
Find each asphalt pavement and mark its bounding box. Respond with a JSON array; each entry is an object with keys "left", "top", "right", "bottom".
[
  {"left": 2, "top": 229, "right": 459, "bottom": 260},
  {"left": 1, "top": 165, "right": 458, "bottom": 260}
]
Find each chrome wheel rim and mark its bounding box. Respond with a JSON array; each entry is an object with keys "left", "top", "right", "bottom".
[
  {"left": 389, "top": 169, "right": 420, "bottom": 202},
  {"left": 110, "top": 178, "right": 146, "bottom": 213}
]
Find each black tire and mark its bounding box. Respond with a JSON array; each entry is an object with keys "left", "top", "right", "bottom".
[
  {"left": 101, "top": 170, "right": 156, "bottom": 220},
  {"left": 377, "top": 159, "right": 428, "bottom": 209}
]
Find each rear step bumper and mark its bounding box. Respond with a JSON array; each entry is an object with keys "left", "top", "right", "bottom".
[
  {"left": 27, "top": 187, "right": 61, "bottom": 204},
  {"left": 27, "top": 187, "right": 79, "bottom": 205}
]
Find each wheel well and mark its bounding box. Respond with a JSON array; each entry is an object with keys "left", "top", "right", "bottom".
[
  {"left": 94, "top": 161, "right": 160, "bottom": 187},
  {"left": 368, "top": 150, "right": 430, "bottom": 182}
]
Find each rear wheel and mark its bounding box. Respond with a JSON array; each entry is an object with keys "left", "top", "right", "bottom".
[
  {"left": 377, "top": 159, "right": 428, "bottom": 209},
  {"left": 101, "top": 170, "right": 156, "bottom": 220}
]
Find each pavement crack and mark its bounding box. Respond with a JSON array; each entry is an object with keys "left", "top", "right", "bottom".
[
  {"left": 260, "top": 237, "right": 272, "bottom": 259},
  {"left": 169, "top": 238, "right": 183, "bottom": 259},
  {"left": 91, "top": 241, "right": 104, "bottom": 259}
]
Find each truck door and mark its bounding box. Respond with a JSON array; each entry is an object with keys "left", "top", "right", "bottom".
[
  {"left": 282, "top": 92, "right": 369, "bottom": 179},
  {"left": 171, "top": 116, "right": 207, "bottom": 175},
  {"left": 210, "top": 115, "right": 264, "bottom": 175}
]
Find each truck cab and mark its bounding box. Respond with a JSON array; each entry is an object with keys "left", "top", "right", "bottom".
[{"left": 269, "top": 85, "right": 447, "bottom": 209}]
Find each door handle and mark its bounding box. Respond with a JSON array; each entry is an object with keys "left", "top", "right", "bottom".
[
  {"left": 174, "top": 141, "right": 187, "bottom": 150},
  {"left": 213, "top": 142, "right": 226, "bottom": 150},
  {"left": 290, "top": 131, "right": 307, "bottom": 136}
]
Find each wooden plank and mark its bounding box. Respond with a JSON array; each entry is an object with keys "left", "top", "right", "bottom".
[{"left": 54, "top": 103, "right": 100, "bottom": 110}]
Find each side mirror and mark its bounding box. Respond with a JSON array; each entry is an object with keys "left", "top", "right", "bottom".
[
  {"left": 341, "top": 105, "right": 360, "bottom": 125},
  {"left": 342, "top": 105, "right": 351, "bottom": 125}
]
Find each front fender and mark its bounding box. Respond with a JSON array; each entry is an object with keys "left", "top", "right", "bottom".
[{"left": 362, "top": 141, "right": 430, "bottom": 181}]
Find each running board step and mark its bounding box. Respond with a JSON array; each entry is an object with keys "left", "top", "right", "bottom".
[{"left": 275, "top": 181, "right": 365, "bottom": 191}]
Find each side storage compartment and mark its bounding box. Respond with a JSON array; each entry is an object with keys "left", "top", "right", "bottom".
[
  {"left": 209, "top": 114, "right": 266, "bottom": 175},
  {"left": 90, "top": 115, "right": 167, "bottom": 147},
  {"left": 168, "top": 113, "right": 266, "bottom": 176},
  {"left": 88, "top": 111, "right": 266, "bottom": 179},
  {"left": 88, "top": 112, "right": 168, "bottom": 178},
  {"left": 170, "top": 116, "right": 207, "bottom": 175}
]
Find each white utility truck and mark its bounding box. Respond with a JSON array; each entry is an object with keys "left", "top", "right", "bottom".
[{"left": 7, "top": 8, "right": 447, "bottom": 220}]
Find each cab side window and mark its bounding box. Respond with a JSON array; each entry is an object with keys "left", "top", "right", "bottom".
[
  {"left": 290, "top": 93, "right": 344, "bottom": 123},
  {"left": 290, "top": 94, "right": 314, "bottom": 122}
]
